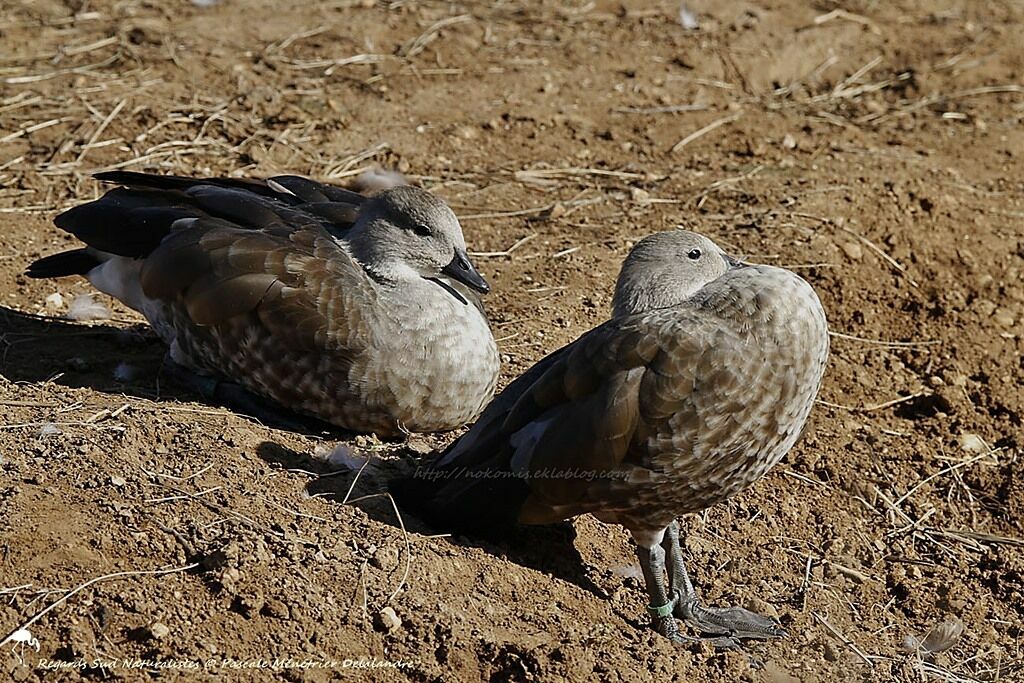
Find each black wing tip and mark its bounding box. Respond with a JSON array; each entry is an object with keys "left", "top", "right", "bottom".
[
  {"left": 53, "top": 205, "right": 78, "bottom": 232},
  {"left": 26, "top": 249, "right": 99, "bottom": 279}
]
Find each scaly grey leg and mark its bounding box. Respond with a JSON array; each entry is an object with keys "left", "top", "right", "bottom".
[
  {"left": 636, "top": 541, "right": 685, "bottom": 643},
  {"left": 662, "top": 519, "right": 787, "bottom": 643}
]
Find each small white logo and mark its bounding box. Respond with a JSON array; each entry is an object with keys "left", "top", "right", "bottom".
[{"left": 6, "top": 628, "right": 40, "bottom": 665}]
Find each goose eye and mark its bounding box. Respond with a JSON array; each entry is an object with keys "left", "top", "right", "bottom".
[
  {"left": 412, "top": 223, "right": 432, "bottom": 237},
  {"left": 687, "top": 248, "right": 702, "bottom": 260}
]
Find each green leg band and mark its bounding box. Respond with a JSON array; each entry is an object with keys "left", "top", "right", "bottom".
[{"left": 647, "top": 596, "right": 677, "bottom": 619}]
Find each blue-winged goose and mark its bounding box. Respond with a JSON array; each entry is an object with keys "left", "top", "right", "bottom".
[
  {"left": 393, "top": 230, "right": 829, "bottom": 644},
  {"left": 28, "top": 171, "right": 500, "bottom": 436}
]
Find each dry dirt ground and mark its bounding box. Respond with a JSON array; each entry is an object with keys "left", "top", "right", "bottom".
[{"left": 1, "top": 0, "right": 1023, "bottom": 681}]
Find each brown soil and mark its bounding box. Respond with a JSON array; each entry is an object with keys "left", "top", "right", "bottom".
[{"left": 1, "top": 1, "right": 1023, "bottom": 681}]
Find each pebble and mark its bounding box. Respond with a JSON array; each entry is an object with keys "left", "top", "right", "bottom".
[
  {"left": 375, "top": 606, "right": 402, "bottom": 633},
  {"left": 148, "top": 622, "right": 170, "bottom": 639},
  {"left": 993, "top": 307, "right": 1016, "bottom": 327},
  {"left": 839, "top": 241, "right": 863, "bottom": 261},
  {"left": 44, "top": 292, "right": 64, "bottom": 311},
  {"left": 237, "top": 593, "right": 264, "bottom": 618},
  {"left": 263, "top": 598, "right": 290, "bottom": 620},
  {"left": 821, "top": 638, "right": 841, "bottom": 662},
  {"left": 975, "top": 299, "right": 997, "bottom": 317},
  {"left": 370, "top": 547, "right": 399, "bottom": 572},
  {"left": 743, "top": 597, "right": 779, "bottom": 618}
]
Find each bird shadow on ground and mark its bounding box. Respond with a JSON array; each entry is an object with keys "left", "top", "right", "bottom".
[
  {"left": 0, "top": 305, "right": 164, "bottom": 389},
  {"left": 256, "top": 440, "right": 608, "bottom": 599},
  {"left": 0, "top": 306, "right": 339, "bottom": 436}
]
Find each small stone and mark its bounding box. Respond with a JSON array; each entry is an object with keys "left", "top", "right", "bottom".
[
  {"left": 375, "top": 606, "right": 402, "bottom": 633},
  {"left": 822, "top": 638, "right": 841, "bottom": 661},
  {"left": 262, "top": 598, "right": 290, "bottom": 620},
  {"left": 742, "top": 597, "right": 779, "bottom": 618},
  {"left": 631, "top": 187, "right": 651, "bottom": 203},
  {"left": 238, "top": 593, "right": 264, "bottom": 618},
  {"left": 148, "top": 622, "right": 170, "bottom": 639},
  {"left": 782, "top": 134, "right": 797, "bottom": 149},
  {"left": 992, "top": 307, "right": 1016, "bottom": 327},
  {"left": 974, "top": 299, "right": 997, "bottom": 317},
  {"left": 45, "top": 292, "right": 64, "bottom": 311},
  {"left": 839, "top": 241, "right": 863, "bottom": 261},
  {"left": 110, "top": 475, "right": 126, "bottom": 487},
  {"left": 370, "top": 547, "right": 399, "bottom": 572}
]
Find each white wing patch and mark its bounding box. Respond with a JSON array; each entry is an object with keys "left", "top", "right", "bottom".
[{"left": 87, "top": 254, "right": 177, "bottom": 343}]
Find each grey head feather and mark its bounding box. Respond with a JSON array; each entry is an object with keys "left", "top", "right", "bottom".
[
  {"left": 345, "top": 186, "right": 488, "bottom": 296},
  {"left": 612, "top": 230, "right": 734, "bottom": 317}
]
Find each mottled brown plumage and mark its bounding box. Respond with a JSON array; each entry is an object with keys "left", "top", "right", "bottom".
[
  {"left": 393, "top": 230, "right": 829, "bottom": 644},
  {"left": 28, "top": 171, "right": 499, "bottom": 436}
]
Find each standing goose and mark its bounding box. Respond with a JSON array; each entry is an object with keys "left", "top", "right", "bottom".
[
  {"left": 392, "top": 230, "right": 829, "bottom": 644},
  {"left": 27, "top": 171, "right": 499, "bottom": 437}
]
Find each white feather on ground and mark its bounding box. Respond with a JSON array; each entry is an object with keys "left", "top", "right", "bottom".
[
  {"left": 679, "top": 3, "right": 699, "bottom": 30},
  {"left": 903, "top": 619, "right": 965, "bottom": 654},
  {"left": 38, "top": 422, "right": 62, "bottom": 439},
  {"left": 312, "top": 443, "right": 372, "bottom": 470},
  {"left": 66, "top": 293, "right": 112, "bottom": 321}
]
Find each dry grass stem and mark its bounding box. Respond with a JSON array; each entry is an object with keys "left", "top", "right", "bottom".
[
  {"left": 469, "top": 234, "right": 537, "bottom": 257},
  {"left": 812, "top": 10, "right": 882, "bottom": 35},
  {"left": 828, "top": 331, "right": 940, "bottom": 348},
  {"left": 400, "top": 15, "right": 473, "bottom": 59},
  {"left": 670, "top": 112, "right": 743, "bottom": 153}
]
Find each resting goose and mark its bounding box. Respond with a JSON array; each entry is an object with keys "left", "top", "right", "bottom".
[{"left": 28, "top": 171, "right": 500, "bottom": 436}]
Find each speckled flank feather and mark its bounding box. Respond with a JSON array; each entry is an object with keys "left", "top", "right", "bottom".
[
  {"left": 29, "top": 172, "right": 499, "bottom": 436},
  {"left": 397, "top": 231, "right": 828, "bottom": 541}
]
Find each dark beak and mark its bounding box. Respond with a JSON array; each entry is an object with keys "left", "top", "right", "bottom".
[
  {"left": 442, "top": 250, "right": 490, "bottom": 294},
  {"left": 722, "top": 252, "right": 745, "bottom": 269}
]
